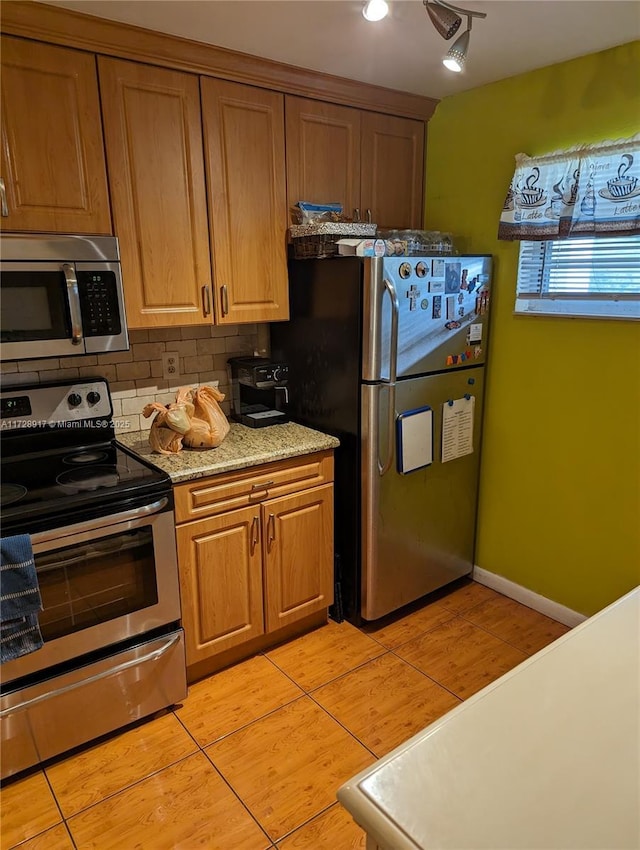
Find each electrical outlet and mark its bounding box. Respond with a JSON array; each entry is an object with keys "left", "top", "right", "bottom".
[{"left": 162, "top": 352, "right": 180, "bottom": 380}]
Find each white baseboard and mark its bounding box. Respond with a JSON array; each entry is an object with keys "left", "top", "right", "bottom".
[{"left": 472, "top": 567, "right": 587, "bottom": 628}]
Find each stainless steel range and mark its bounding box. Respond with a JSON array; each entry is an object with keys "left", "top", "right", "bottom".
[{"left": 0, "top": 378, "right": 186, "bottom": 780}]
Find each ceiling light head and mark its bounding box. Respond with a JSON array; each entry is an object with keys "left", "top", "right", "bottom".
[
  {"left": 442, "top": 25, "right": 470, "bottom": 72},
  {"left": 362, "top": 0, "right": 389, "bottom": 22},
  {"left": 423, "top": 0, "right": 462, "bottom": 40}
]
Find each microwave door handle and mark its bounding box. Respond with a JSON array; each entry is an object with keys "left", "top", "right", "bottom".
[{"left": 62, "top": 263, "right": 83, "bottom": 345}]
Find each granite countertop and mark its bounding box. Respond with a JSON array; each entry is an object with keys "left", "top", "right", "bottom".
[{"left": 117, "top": 422, "right": 340, "bottom": 483}]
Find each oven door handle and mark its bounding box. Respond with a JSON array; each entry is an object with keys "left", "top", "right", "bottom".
[
  {"left": 30, "top": 497, "right": 169, "bottom": 548},
  {"left": 0, "top": 632, "right": 182, "bottom": 718}
]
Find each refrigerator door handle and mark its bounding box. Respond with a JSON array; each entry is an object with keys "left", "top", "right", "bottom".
[
  {"left": 378, "top": 383, "right": 396, "bottom": 476},
  {"left": 382, "top": 277, "right": 399, "bottom": 384},
  {"left": 378, "top": 277, "right": 399, "bottom": 475}
]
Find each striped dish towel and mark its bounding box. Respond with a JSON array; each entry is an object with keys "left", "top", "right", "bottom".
[{"left": 0, "top": 534, "right": 43, "bottom": 663}]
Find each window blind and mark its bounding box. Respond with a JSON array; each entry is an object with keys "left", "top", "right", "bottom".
[{"left": 515, "top": 235, "right": 640, "bottom": 319}]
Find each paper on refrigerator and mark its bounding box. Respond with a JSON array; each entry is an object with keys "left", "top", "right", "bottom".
[{"left": 441, "top": 396, "right": 475, "bottom": 463}]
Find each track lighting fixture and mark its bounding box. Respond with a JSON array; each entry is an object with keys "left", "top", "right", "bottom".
[
  {"left": 423, "top": 0, "right": 461, "bottom": 40},
  {"left": 443, "top": 18, "right": 471, "bottom": 72},
  {"left": 423, "top": 0, "right": 486, "bottom": 72},
  {"left": 362, "top": 0, "right": 389, "bottom": 22}
]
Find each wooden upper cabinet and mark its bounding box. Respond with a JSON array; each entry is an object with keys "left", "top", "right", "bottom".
[
  {"left": 0, "top": 36, "right": 111, "bottom": 234},
  {"left": 285, "top": 98, "right": 424, "bottom": 229},
  {"left": 98, "top": 57, "right": 212, "bottom": 328},
  {"left": 201, "top": 78, "right": 289, "bottom": 324},
  {"left": 360, "top": 112, "right": 425, "bottom": 230},
  {"left": 285, "top": 96, "right": 361, "bottom": 217}
]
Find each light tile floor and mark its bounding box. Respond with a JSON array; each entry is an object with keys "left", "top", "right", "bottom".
[{"left": 0, "top": 580, "right": 570, "bottom": 850}]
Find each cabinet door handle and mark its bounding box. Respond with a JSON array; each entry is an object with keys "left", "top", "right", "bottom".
[
  {"left": 0, "top": 178, "right": 8, "bottom": 217},
  {"left": 201, "top": 285, "right": 211, "bottom": 317},
  {"left": 251, "top": 480, "right": 275, "bottom": 492},
  {"left": 221, "top": 285, "right": 229, "bottom": 317},
  {"left": 267, "top": 513, "right": 276, "bottom": 547},
  {"left": 251, "top": 515, "right": 259, "bottom": 551},
  {"left": 366, "top": 208, "right": 372, "bottom": 224}
]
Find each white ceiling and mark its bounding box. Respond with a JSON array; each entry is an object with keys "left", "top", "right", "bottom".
[{"left": 43, "top": 0, "right": 640, "bottom": 98}]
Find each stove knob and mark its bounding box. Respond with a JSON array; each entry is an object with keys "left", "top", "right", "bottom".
[
  {"left": 68, "top": 393, "right": 82, "bottom": 407},
  {"left": 87, "top": 391, "right": 101, "bottom": 406}
]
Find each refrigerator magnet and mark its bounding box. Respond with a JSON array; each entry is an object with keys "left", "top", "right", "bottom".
[
  {"left": 396, "top": 406, "right": 433, "bottom": 474},
  {"left": 432, "top": 258, "right": 445, "bottom": 278},
  {"left": 445, "top": 263, "right": 461, "bottom": 293},
  {"left": 468, "top": 323, "right": 482, "bottom": 344}
]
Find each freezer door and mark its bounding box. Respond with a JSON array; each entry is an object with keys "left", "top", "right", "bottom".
[
  {"left": 361, "top": 367, "right": 484, "bottom": 620},
  {"left": 379, "top": 255, "right": 492, "bottom": 378}
]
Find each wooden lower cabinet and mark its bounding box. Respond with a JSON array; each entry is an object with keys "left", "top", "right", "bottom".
[
  {"left": 175, "top": 455, "right": 334, "bottom": 668},
  {"left": 262, "top": 484, "right": 334, "bottom": 632},
  {"left": 176, "top": 506, "right": 264, "bottom": 665}
]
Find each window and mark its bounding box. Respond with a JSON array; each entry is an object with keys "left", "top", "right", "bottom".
[{"left": 515, "top": 234, "right": 640, "bottom": 320}]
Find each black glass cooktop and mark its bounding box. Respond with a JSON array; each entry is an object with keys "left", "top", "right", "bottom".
[{"left": 0, "top": 441, "right": 171, "bottom": 535}]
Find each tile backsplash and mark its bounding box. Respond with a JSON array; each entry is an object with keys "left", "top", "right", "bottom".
[{"left": 0, "top": 324, "right": 269, "bottom": 433}]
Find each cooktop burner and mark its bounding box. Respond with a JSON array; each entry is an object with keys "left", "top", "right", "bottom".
[
  {"left": 0, "top": 483, "right": 28, "bottom": 507},
  {"left": 56, "top": 465, "right": 123, "bottom": 493},
  {"left": 62, "top": 450, "right": 110, "bottom": 465}
]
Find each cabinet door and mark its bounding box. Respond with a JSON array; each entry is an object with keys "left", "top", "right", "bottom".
[
  {"left": 360, "top": 112, "right": 425, "bottom": 229},
  {"left": 176, "top": 506, "right": 264, "bottom": 666},
  {"left": 201, "top": 79, "right": 288, "bottom": 324},
  {"left": 263, "top": 484, "right": 334, "bottom": 633},
  {"left": 0, "top": 37, "right": 111, "bottom": 234},
  {"left": 285, "top": 96, "right": 361, "bottom": 217},
  {"left": 98, "top": 57, "right": 212, "bottom": 328}
]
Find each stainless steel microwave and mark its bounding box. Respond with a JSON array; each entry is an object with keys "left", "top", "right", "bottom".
[{"left": 0, "top": 233, "right": 129, "bottom": 361}]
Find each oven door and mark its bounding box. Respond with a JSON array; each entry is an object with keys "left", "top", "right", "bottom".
[{"left": 0, "top": 497, "right": 182, "bottom": 686}]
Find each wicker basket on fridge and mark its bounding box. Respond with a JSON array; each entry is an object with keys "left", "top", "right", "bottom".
[{"left": 289, "top": 222, "right": 377, "bottom": 259}]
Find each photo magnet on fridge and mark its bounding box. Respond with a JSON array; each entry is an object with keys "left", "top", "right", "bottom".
[{"left": 445, "top": 262, "right": 461, "bottom": 293}]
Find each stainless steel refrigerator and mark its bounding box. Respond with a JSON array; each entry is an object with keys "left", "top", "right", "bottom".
[{"left": 271, "top": 253, "right": 492, "bottom": 623}]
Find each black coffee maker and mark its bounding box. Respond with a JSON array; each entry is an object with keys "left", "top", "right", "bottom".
[{"left": 227, "top": 356, "right": 290, "bottom": 428}]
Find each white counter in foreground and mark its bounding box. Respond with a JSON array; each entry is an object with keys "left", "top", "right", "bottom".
[{"left": 338, "top": 587, "right": 640, "bottom": 850}]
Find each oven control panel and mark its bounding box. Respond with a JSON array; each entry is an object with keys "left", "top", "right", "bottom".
[{"left": 0, "top": 380, "right": 113, "bottom": 427}]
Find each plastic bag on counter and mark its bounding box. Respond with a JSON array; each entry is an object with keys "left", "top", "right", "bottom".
[
  {"left": 142, "top": 386, "right": 230, "bottom": 454},
  {"left": 176, "top": 385, "right": 230, "bottom": 449},
  {"left": 142, "top": 402, "right": 186, "bottom": 455}
]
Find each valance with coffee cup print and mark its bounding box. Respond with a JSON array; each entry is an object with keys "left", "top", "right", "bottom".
[{"left": 498, "top": 135, "right": 640, "bottom": 241}]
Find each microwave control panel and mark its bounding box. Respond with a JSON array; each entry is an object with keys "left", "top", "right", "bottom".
[{"left": 78, "top": 271, "right": 122, "bottom": 337}]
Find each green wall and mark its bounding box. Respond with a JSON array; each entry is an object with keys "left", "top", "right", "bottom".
[{"left": 425, "top": 42, "right": 640, "bottom": 615}]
